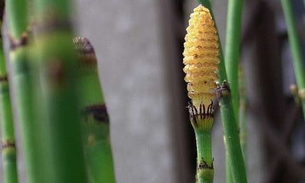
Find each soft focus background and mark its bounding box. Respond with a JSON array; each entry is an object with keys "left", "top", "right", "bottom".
[{"left": 1, "top": 0, "right": 305, "bottom": 182}]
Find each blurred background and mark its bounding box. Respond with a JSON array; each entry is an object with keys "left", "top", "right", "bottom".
[{"left": 1, "top": 0, "right": 305, "bottom": 182}]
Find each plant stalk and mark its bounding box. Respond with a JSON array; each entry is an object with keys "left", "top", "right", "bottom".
[
  {"left": 74, "top": 37, "right": 116, "bottom": 183},
  {"left": 280, "top": 0, "right": 305, "bottom": 118},
  {"left": 225, "top": 0, "right": 243, "bottom": 182},
  {"left": 6, "top": 1, "right": 43, "bottom": 183},
  {"left": 0, "top": 2, "right": 18, "bottom": 182},
  {"left": 196, "top": 1, "right": 247, "bottom": 182},
  {"left": 195, "top": 129, "right": 213, "bottom": 183},
  {"left": 30, "top": 1, "right": 88, "bottom": 183}
]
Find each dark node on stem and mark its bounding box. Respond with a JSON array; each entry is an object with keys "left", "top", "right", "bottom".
[
  {"left": 73, "top": 37, "right": 97, "bottom": 66},
  {"left": 1, "top": 140, "right": 15, "bottom": 150},
  {"left": 216, "top": 80, "right": 231, "bottom": 100},
  {"left": 73, "top": 37, "right": 95, "bottom": 54},
  {"left": 187, "top": 100, "right": 214, "bottom": 127},
  {"left": 198, "top": 158, "right": 214, "bottom": 170},
  {"left": 82, "top": 104, "right": 109, "bottom": 124},
  {"left": 9, "top": 31, "right": 29, "bottom": 50},
  {"left": 0, "top": 74, "right": 8, "bottom": 82}
]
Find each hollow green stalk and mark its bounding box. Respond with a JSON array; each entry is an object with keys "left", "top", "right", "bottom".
[
  {"left": 74, "top": 37, "right": 116, "bottom": 183},
  {"left": 195, "top": 129, "right": 213, "bottom": 183},
  {"left": 225, "top": 0, "right": 243, "bottom": 124},
  {"left": 225, "top": 0, "right": 243, "bottom": 182},
  {"left": 196, "top": 1, "right": 247, "bottom": 182},
  {"left": 0, "top": 2, "right": 18, "bottom": 183},
  {"left": 5, "top": 1, "right": 43, "bottom": 183},
  {"left": 188, "top": 107, "right": 214, "bottom": 183},
  {"left": 280, "top": 0, "right": 305, "bottom": 118},
  {"left": 30, "top": 1, "right": 88, "bottom": 183}
]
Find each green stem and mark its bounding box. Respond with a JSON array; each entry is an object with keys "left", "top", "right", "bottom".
[
  {"left": 225, "top": 0, "right": 242, "bottom": 123},
  {"left": 188, "top": 103, "right": 214, "bottom": 183},
  {"left": 74, "top": 37, "right": 116, "bottom": 183},
  {"left": 225, "top": 0, "right": 243, "bottom": 182},
  {"left": 0, "top": 22, "right": 19, "bottom": 183},
  {"left": 0, "top": 3, "right": 18, "bottom": 183},
  {"left": 196, "top": 1, "right": 247, "bottom": 182},
  {"left": 220, "top": 93, "right": 247, "bottom": 183},
  {"left": 31, "top": 1, "right": 88, "bottom": 183},
  {"left": 195, "top": 129, "right": 213, "bottom": 183},
  {"left": 280, "top": 0, "right": 305, "bottom": 118},
  {"left": 6, "top": 1, "right": 43, "bottom": 183}
]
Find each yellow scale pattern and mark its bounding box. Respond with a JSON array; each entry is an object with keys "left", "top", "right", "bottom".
[{"left": 183, "top": 5, "right": 219, "bottom": 109}]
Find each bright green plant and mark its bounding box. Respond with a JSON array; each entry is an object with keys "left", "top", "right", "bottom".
[
  {"left": 0, "top": 2, "right": 18, "bottom": 183},
  {"left": 74, "top": 37, "right": 116, "bottom": 183},
  {"left": 6, "top": 1, "right": 41, "bottom": 182},
  {"left": 183, "top": 5, "right": 219, "bottom": 183},
  {"left": 30, "top": 1, "right": 88, "bottom": 183},
  {"left": 195, "top": 1, "right": 247, "bottom": 183},
  {"left": 281, "top": 0, "right": 305, "bottom": 118}
]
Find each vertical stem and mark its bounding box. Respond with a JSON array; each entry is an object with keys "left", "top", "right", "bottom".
[
  {"left": 195, "top": 129, "right": 213, "bottom": 183},
  {"left": 196, "top": 1, "right": 247, "bottom": 182},
  {"left": 0, "top": 2, "right": 18, "bottom": 181},
  {"left": 225, "top": 0, "right": 243, "bottom": 182},
  {"left": 74, "top": 37, "right": 116, "bottom": 183},
  {"left": 6, "top": 1, "right": 42, "bottom": 183},
  {"left": 225, "top": 0, "right": 243, "bottom": 121},
  {"left": 280, "top": 0, "right": 305, "bottom": 118},
  {"left": 31, "top": 1, "right": 88, "bottom": 183},
  {"left": 0, "top": 3, "right": 18, "bottom": 183}
]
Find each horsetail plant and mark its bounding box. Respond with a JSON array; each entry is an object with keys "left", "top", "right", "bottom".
[
  {"left": 281, "top": 0, "right": 305, "bottom": 118},
  {"left": 224, "top": 0, "right": 244, "bottom": 181},
  {"left": 183, "top": 5, "right": 219, "bottom": 183},
  {"left": 0, "top": 1, "right": 18, "bottom": 183},
  {"left": 30, "top": 1, "right": 88, "bottom": 183},
  {"left": 74, "top": 37, "right": 116, "bottom": 183},
  {"left": 6, "top": 1, "right": 42, "bottom": 182},
  {"left": 189, "top": 2, "right": 248, "bottom": 183}
]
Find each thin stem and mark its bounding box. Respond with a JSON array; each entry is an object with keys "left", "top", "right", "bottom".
[
  {"left": 225, "top": 0, "right": 242, "bottom": 123},
  {"left": 280, "top": 0, "right": 305, "bottom": 118},
  {"left": 196, "top": 1, "right": 247, "bottom": 182},
  {"left": 74, "top": 37, "right": 116, "bottom": 183},
  {"left": 195, "top": 129, "right": 213, "bottom": 183},
  {"left": 0, "top": 2, "right": 18, "bottom": 181},
  {"left": 225, "top": 0, "right": 243, "bottom": 182},
  {"left": 0, "top": 2, "right": 18, "bottom": 183}
]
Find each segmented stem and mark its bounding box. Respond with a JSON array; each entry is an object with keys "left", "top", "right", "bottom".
[
  {"left": 183, "top": 5, "right": 219, "bottom": 183},
  {"left": 0, "top": 2, "right": 18, "bottom": 182},
  {"left": 74, "top": 37, "right": 116, "bottom": 183}
]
